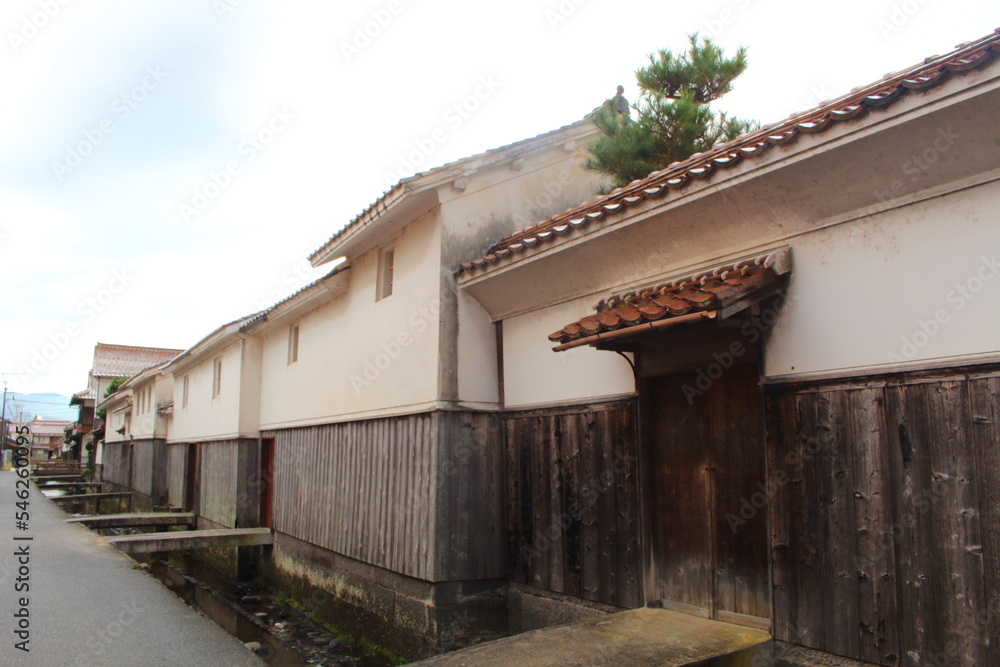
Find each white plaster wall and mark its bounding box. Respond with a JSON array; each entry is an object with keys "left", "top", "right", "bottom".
[
  {"left": 456, "top": 291, "right": 498, "bottom": 408},
  {"left": 503, "top": 295, "right": 635, "bottom": 409},
  {"left": 103, "top": 398, "right": 130, "bottom": 444},
  {"left": 258, "top": 211, "right": 442, "bottom": 428},
  {"left": 441, "top": 132, "right": 604, "bottom": 407},
  {"left": 168, "top": 341, "right": 246, "bottom": 442},
  {"left": 125, "top": 375, "right": 173, "bottom": 440},
  {"left": 765, "top": 179, "right": 1000, "bottom": 378},
  {"left": 239, "top": 337, "right": 262, "bottom": 436}
]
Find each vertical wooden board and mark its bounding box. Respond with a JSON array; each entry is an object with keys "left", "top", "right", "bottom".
[
  {"left": 815, "top": 389, "right": 860, "bottom": 658},
  {"left": 970, "top": 377, "right": 1000, "bottom": 667},
  {"left": 457, "top": 415, "right": 473, "bottom": 577},
  {"left": 709, "top": 375, "right": 734, "bottom": 619},
  {"left": 152, "top": 439, "right": 168, "bottom": 506},
  {"left": 483, "top": 412, "right": 506, "bottom": 579},
  {"left": 375, "top": 418, "right": 388, "bottom": 566},
  {"left": 561, "top": 413, "right": 582, "bottom": 599},
  {"left": 646, "top": 372, "right": 712, "bottom": 611},
  {"left": 595, "top": 409, "right": 617, "bottom": 606},
  {"left": 788, "top": 391, "right": 824, "bottom": 650},
  {"left": 535, "top": 412, "right": 549, "bottom": 591},
  {"left": 765, "top": 391, "right": 793, "bottom": 641},
  {"left": 616, "top": 404, "right": 641, "bottom": 608},
  {"left": 711, "top": 364, "right": 769, "bottom": 620},
  {"left": 548, "top": 414, "right": 561, "bottom": 592},
  {"left": 504, "top": 416, "right": 521, "bottom": 582},
  {"left": 166, "top": 444, "right": 186, "bottom": 507},
  {"left": 517, "top": 416, "right": 535, "bottom": 585},
  {"left": 579, "top": 411, "right": 600, "bottom": 603},
  {"left": 924, "top": 381, "right": 987, "bottom": 664},
  {"left": 886, "top": 383, "right": 943, "bottom": 664},
  {"left": 847, "top": 388, "right": 900, "bottom": 665}
]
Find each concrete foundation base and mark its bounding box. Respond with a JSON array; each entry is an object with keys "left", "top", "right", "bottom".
[{"left": 415, "top": 607, "right": 772, "bottom": 666}]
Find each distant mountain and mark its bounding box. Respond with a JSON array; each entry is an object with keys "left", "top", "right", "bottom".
[{"left": 2, "top": 392, "right": 77, "bottom": 422}]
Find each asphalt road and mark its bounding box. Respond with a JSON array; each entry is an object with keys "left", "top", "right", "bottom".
[{"left": 0, "top": 470, "right": 266, "bottom": 666}]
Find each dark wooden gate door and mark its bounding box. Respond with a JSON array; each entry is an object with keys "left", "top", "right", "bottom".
[{"left": 644, "top": 362, "right": 769, "bottom": 627}]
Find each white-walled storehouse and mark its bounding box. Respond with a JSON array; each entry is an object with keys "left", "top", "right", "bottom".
[
  {"left": 87, "top": 343, "right": 182, "bottom": 471},
  {"left": 99, "top": 363, "right": 175, "bottom": 507},
  {"left": 233, "top": 120, "right": 604, "bottom": 657},
  {"left": 159, "top": 313, "right": 265, "bottom": 546},
  {"left": 456, "top": 32, "right": 1000, "bottom": 666}
]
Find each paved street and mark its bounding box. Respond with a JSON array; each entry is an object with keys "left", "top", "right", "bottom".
[{"left": 0, "top": 470, "right": 265, "bottom": 666}]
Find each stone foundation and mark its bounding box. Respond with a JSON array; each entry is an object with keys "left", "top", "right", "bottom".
[
  {"left": 507, "top": 582, "right": 620, "bottom": 634},
  {"left": 260, "top": 531, "right": 507, "bottom": 660}
]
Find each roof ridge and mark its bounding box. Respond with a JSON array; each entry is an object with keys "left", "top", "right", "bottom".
[
  {"left": 308, "top": 118, "right": 595, "bottom": 265},
  {"left": 457, "top": 28, "right": 1000, "bottom": 276}
]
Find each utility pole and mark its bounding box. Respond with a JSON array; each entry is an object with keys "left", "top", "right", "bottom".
[{"left": 1, "top": 384, "right": 8, "bottom": 468}]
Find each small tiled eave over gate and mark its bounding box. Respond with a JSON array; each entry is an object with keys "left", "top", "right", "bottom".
[
  {"left": 455, "top": 29, "right": 1000, "bottom": 326},
  {"left": 545, "top": 248, "right": 791, "bottom": 353}
]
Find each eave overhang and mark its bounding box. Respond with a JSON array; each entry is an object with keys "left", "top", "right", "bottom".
[
  {"left": 308, "top": 119, "right": 598, "bottom": 267},
  {"left": 549, "top": 248, "right": 791, "bottom": 351},
  {"left": 240, "top": 264, "right": 351, "bottom": 335}
]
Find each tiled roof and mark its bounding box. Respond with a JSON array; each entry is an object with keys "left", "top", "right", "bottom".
[
  {"left": 308, "top": 119, "right": 594, "bottom": 265},
  {"left": 458, "top": 29, "right": 1000, "bottom": 277},
  {"left": 161, "top": 311, "right": 264, "bottom": 372},
  {"left": 239, "top": 263, "right": 349, "bottom": 332},
  {"left": 92, "top": 344, "right": 184, "bottom": 378},
  {"left": 549, "top": 248, "right": 790, "bottom": 350},
  {"left": 72, "top": 388, "right": 95, "bottom": 401}
]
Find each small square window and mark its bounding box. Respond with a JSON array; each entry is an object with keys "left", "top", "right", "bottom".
[
  {"left": 377, "top": 247, "right": 394, "bottom": 301},
  {"left": 212, "top": 358, "right": 222, "bottom": 398},
  {"left": 288, "top": 324, "right": 300, "bottom": 364}
]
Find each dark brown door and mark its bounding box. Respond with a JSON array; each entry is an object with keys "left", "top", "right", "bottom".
[
  {"left": 644, "top": 363, "right": 769, "bottom": 627},
  {"left": 184, "top": 443, "right": 200, "bottom": 513},
  {"left": 258, "top": 438, "right": 275, "bottom": 528}
]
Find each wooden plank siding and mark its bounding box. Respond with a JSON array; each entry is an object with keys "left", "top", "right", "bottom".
[
  {"left": 132, "top": 440, "right": 154, "bottom": 497},
  {"left": 767, "top": 372, "right": 997, "bottom": 666},
  {"left": 166, "top": 444, "right": 187, "bottom": 508},
  {"left": 198, "top": 440, "right": 239, "bottom": 528},
  {"left": 101, "top": 442, "right": 131, "bottom": 488},
  {"left": 504, "top": 400, "right": 641, "bottom": 609},
  {"left": 264, "top": 411, "right": 504, "bottom": 583}
]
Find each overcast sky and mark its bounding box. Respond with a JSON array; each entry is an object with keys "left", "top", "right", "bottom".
[{"left": 1, "top": 0, "right": 997, "bottom": 398}]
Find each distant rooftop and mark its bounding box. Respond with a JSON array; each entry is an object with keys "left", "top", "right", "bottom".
[{"left": 91, "top": 343, "right": 184, "bottom": 379}]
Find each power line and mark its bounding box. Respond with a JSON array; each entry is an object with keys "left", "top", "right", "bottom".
[{"left": 6, "top": 398, "right": 75, "bottom": 406}]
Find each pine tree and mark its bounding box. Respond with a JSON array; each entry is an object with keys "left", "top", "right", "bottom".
[{"left": 585, "top": 35, "right": 757, "bottom": 189}]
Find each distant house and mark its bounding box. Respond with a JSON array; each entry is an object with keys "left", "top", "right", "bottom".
[
  {"left": 98, "top": 363, "right": 176, "bottom": 507},
  {"left": 456, "top": 30, "right": 1000, "bottom": 666},
  {"left": 66, "top": 388, "right": 96, "bottom": 462},
  {"left": 159, "top": 312, "right": 266, "bottom": 564},
  {"left": 5, "top": 417, "right": 71, "bottom": 459},
  {"left": 86, "top": 343, "right": 183, "bottom": 470}
]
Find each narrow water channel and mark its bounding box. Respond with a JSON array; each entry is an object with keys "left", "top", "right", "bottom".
[{"left": 48, "top": 486, "right": 398, "bottom": 667}]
